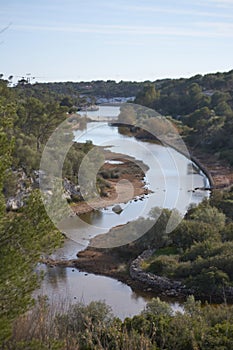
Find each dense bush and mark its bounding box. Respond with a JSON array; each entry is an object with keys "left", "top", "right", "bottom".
[
  {"left": 141, "top": 199, "right": 233, "bottom": 298},
  {"left": 3, "top": 297, "right": 233, "bottom": 350}
]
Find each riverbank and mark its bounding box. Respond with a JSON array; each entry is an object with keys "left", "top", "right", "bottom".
[
  {"left": 69, "top": 144, "right": 233, "bottom": 302},
  {"left": 73, "top": 247, "right": 187, "bottom": 302},
  {"left": 189, "top": 146, "right": 233, "bottom": 189},
  {"left": 42, "top": 122, "right": 233, "bottom": 303},
  {"left": 42, "top": 247, "right": 173, "bottom": 298},
  {"left": 71, "top": 154, "right": 150, "bottom": 215},
  {"left": 111, "top": 123, "right": 233, "bottom": 190}
]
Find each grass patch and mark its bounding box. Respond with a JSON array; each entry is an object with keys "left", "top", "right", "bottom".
[
  {"left": 153, "top": 246, "right": 179, "bottom": 257},
  {"left": 140, "top": 247, "right": 180, "bottom": 277}
]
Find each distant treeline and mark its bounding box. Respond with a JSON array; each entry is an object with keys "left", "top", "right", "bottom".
[
  {"left": 134, "top": 70, "right": 233, "bottom": 165},
  {"left": 15, "top": 79, "right": 145, "bottom": 99}
]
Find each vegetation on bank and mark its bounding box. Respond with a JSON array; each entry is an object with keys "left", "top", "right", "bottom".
[
  {"left": 0, "top": 78, "right": 102, "bottom": 342},
  {"left": 141, "top": 192, "right": 233, "bottom": 300},
  {"left": 3, "top": 296, "right": 233, "bottom": 350},
  {"left": 16, "top": 69, "right": 233, "bottom": 166},
  {"left": 1, "top": 70, "right": 233, "bottom": 346},
  {"left": 134, "top": 70, "right": 233, "bottom": 166},
  {"left": 86, "top": 190, "right": 233, "bottom": 302},
  {"left": 0, "top": 75, "right": 148, "bottom": 343}
]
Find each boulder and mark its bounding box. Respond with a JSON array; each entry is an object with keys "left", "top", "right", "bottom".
[
  {"left": 6, "top": 197, "right": 24, "bottom": 211},
  {"left": 112, "top": 204, "right": 123, "bottom": 214}
]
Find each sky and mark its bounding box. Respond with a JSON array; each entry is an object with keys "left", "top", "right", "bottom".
[{"left": 1, "top": 0, "right": 233, "bottom": 82}]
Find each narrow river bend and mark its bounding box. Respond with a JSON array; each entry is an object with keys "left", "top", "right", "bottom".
[{"left": 38, "top": 106, "right": 210, "bottom": 319}]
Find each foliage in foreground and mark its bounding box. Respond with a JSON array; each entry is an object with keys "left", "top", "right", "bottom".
[
  {"left": 0, "top": 78, "right": 64, "bottom": 342},
  {"left": 1, "top": 72, "right": 233, "bottom": 347},
  {"left": 2, "top": 297, "right": 233, "bottom": 350}
]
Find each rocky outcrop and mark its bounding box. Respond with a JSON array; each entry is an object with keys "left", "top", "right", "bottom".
[
  {"left": 63, "top": 178, "right": 81, "bottom": 201},
  {"left": 129, "top": 249, "right": 192, "bottom": 297},
  {"left": 130, "top": 249, "right": 233, "bottom": 300},
  {"left": 6, "top": 169, "right": 34, "bottom": 211},
  {"left": 6, "top": 197, "right": 24, "bottom": 211},
  {"left": 40, "top": 257, "right": 76, "bottom": 267},
  {"left": 5, "top": 169, "right": 81, "bottom": 210}
]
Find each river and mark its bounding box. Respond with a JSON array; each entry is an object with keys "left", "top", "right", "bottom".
[{"left": 38, "top": 106, "right": 209, "bottom": 319}]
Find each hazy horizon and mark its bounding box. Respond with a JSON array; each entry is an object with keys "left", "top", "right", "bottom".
[{"left": 1, "top": 0, "right": 233, "bottom": 83}]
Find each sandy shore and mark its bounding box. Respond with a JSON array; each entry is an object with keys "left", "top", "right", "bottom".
[{"left": 71, "top": 156, "right": 150, "bottom": 215}]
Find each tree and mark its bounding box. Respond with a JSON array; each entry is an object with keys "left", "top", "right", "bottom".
[
  {"left": 0, "top": 91, "right": 65, "bottom": 342},
  {"left": 211, "top": 91, "right": 231, "bottom": 107},
  {"left": 135, "top": 84, "right": 160, "bottom": 108},
  {"left": 188, "top": 83, "right": 203, "bottom": 111},
  {"left": 16, "top": 97, "right": 67, "bottom": 151},
  {"left": 186, "top": 107, "right": 212, "bottom": 129},
  {"left": 56, "top": 301, "right": 113, "bottom": 335},
  {"left": 0, "top": 191, "right": 63, "bottom": 343},
  {"left": 59, "top": 96, "right": 73, "bottom": 108},
  {"left": 118, "top": 105, "right": 137, "bottom": 125},
  {"left": 215, "top": 101, "right": 233, "bottom": 118},
  {"left": 170, "top": 220, "right": 220, "bottom": 250},
  {"left": 142, "top": 297, "right": 173, "bottom": 317},
  {"left": 186, "top": 203, "right": 226, "bottom": 231},
  {"left": 186, "top": 267, "right": 229, "bottom": 297}
]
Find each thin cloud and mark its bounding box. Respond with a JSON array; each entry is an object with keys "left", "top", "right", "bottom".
[
  {"left": 14, "top": 23, "right": 233, "bottom": 38},
  {"left": 197, "top": 0, "right": 233, "bottom": 7},
  {"left": 197, "top": 21, "right": 233, "bottom": 32},
  {"left": 210, "top": 0, "right": 233, "bottom": 5},
  {"left": 105, "top": 3, "right": 233, "bottom": 19},
  {"left": 103, "top": 39, "right": 145, "bottom": 47}
]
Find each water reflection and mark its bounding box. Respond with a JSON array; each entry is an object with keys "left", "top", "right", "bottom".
[
  {"left": 43, "top": 265, "right": 68, "bottom": 288},
  {"left": 39, "top": 106, "right": 209, "bottom": 318},
  {"left": 58, "top": 122, "right": 209, "bottom": 252},
  {"left": 80, "top": 210, "right": 104, "bottom": 225},
  {"left": 38, "top": 264, "right": 183, "bottom": 320}
]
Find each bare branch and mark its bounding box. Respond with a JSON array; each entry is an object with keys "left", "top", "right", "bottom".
[{"left": 0, "top": 22, "right": 12, "bottom": 35}]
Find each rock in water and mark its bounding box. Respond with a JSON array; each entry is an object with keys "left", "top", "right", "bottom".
[{"left": 112, "top": 204, "right": 123, "bottom": 214}]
